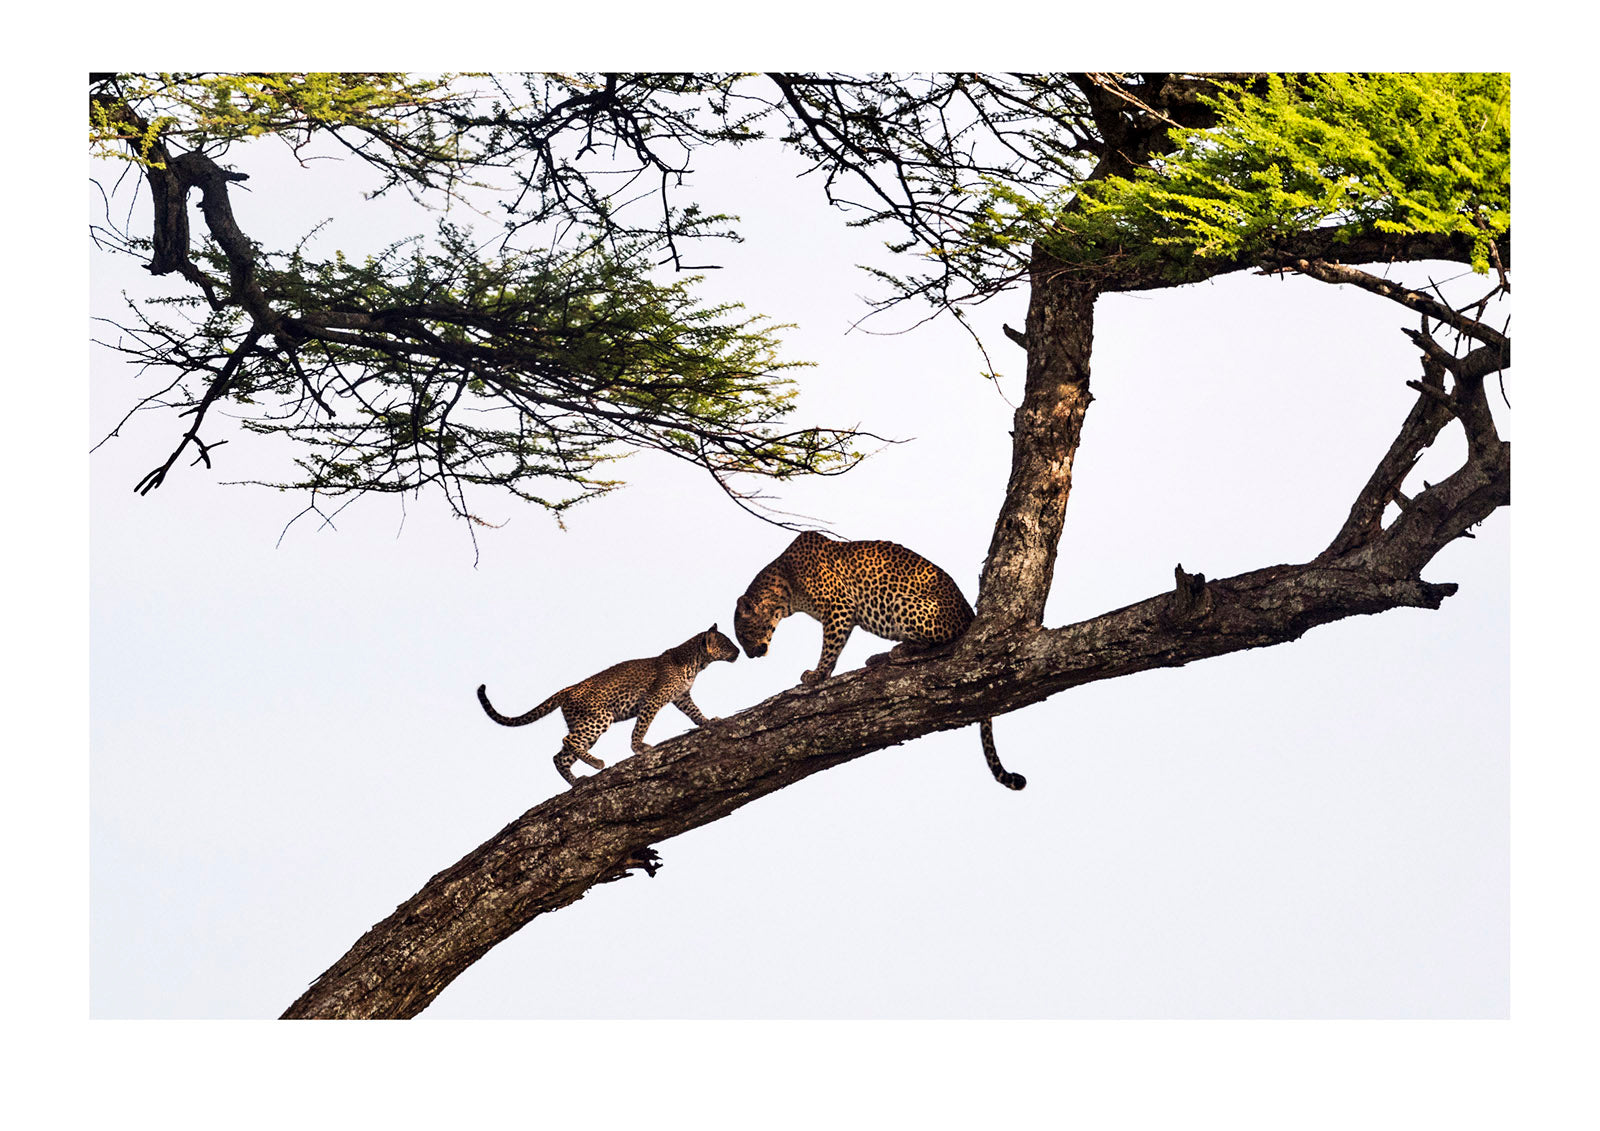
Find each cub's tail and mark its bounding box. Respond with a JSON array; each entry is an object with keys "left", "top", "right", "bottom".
[
  {"left": 477, "top": 684, "right": 562, "bottom": 727},
  {"left": 979, "top": 718, "right": 1026, "bottom": 790}
]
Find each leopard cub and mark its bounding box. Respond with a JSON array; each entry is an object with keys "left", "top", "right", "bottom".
[
  {"left": 734, "top": 531, "right": 1025, "bottom": 790},
  {"left": 478, "top": 625, "right": 738, "bottom": 786}
]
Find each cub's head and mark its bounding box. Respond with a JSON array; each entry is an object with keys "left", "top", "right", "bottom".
[
  {"left": 703, "top": 625, "right": 739, "bottom": 664},
  {"left": 734, "top": 592, "right": 780, "bottom": 658}
]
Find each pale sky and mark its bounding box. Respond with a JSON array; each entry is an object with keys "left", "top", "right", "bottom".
[{"left": 87, "top": 99, "right": 1512, "bottom": 1025}]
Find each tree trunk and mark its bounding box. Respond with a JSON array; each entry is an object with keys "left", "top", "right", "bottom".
[{"left": 974, "top": 250, "right": 1096, "bottom": 632}]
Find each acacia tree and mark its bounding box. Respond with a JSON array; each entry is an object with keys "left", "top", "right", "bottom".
[{"left": 89, "top": 72, "right": 1509, "bottom": 1019}]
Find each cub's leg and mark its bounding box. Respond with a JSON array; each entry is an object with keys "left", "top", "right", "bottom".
[
  {"left": 554, "top": 735, "right": 606, "bottom": 786},
  {"left": 553, "top": 710, "right": 610, "bottom": 786},
  {"left": 630, "top": 687, "right": 676, "bottom": 754},
  {"left": 802, "top": 609, "right": 856, "bottom": 684},
  {"left": 673, "top": 691, "right": 713, "bottom": 726}
]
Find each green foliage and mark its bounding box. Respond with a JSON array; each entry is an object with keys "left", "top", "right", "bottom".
[
  {"left": 90, "top": 72, "right": 867, "bottom": 522},
  {"left": 111, "top": 220, "right": 844, "bottom": 514},
  {"left": 969, "top": 73, "right": 1510, "bottom": 278},
  {"left": 90, "top": 73, "right": 463, "bottom": 162},
  {"left": 90, "top": 72, "right": 477, "bottom": 201},
  {"left": 97, "top": 71, "right": 1511, "bottom": 526}
]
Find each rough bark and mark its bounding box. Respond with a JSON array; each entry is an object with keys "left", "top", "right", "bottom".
[
  {"left": 281, "top": 545, "right": 1472, "bottom": 1019},
  {"left": 281, "top": 239, "right": 1510, "bottom": 1021},
  {"left": 974, "top": 250, "right": 1095, "bottom": 631},
  {"left": 284, "top": 282, "right": 1508, "bottom": 1018}
]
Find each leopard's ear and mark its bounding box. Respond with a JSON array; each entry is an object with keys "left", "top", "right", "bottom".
[{"left": 735, "top": 595, "right": 751, "bottom": 615}]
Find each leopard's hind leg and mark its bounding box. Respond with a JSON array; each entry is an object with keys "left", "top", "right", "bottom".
[
  {"left": 554, "top": 736, "right": 607, "bottom": 785},
  {"left": 553, "top": 710, "right": 610, "bottom": 786}
]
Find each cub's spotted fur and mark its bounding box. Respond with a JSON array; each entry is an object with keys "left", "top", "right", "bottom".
[
  {"left": 477, "top": 625, "right": 738, "bottom": 786},
  {"left": 734, "top": 531, "right": 1025, "bottom": 790}
]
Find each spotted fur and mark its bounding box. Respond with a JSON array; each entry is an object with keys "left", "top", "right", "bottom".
[
  {"left": 477, "top": 625, "right": 738, "bottom": 787},
  {"left": 734, "top": 532, "right": 1025, "bottom": 790}
]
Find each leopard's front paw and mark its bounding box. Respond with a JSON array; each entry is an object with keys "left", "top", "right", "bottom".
[
  {"left": 631, "top": 742, "right": 655, "bottom": 756},
  {"left": 800, "top": 668, "right": 826, "bottom": 685}
]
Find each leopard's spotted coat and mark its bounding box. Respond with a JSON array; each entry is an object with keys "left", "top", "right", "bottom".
[
  {"left": 734, "top": 531, "right": 1024, "bottom": 789},
  {"left": 477, "top": 625, "right": 738, "bottom": 786}
]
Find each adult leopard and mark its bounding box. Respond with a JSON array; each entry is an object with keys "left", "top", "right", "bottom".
[{"left": 733, "top": 531, "right": 1024, "bottom": 790}]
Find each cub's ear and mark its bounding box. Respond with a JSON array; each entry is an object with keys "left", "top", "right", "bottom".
[{"left": 708, "top": 623, "right": 719, "bottom": 633}]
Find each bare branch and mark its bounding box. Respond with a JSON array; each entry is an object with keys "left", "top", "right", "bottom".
[
  {"left": 1289, "top": 258, "right": 1509, "bottom": 351},
  {"left": 133, "top": 328, "right": 264, "bottom": 495}
]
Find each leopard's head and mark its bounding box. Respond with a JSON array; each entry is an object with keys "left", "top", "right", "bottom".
[
  {"left": 704, "top": 625, "right": 739, "bottom": 664},
  {"left": 734, "top": 591, "right": 781, "bottom": 658}
]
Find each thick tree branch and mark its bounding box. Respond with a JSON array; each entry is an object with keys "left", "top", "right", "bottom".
[
  {"left": 1321, "top": 356, "right": 1456, "bottom": 561},
  {"left": 1402, "top": 326, "right": 1511, "bottom": 387},
  {"left": 973, "top": 249, "right": 1096, "bottom": 631},
  {"left": 1071, "top": 72, "right": 1255, "bottom": 181},
  {"left": 1100, "top": 228, "right": 1509, "bottom": 294},
  {"left": 152, "top": 150, "right": 290, "bottom": 341},
  {"left": 1355, "top": 426, "right": 1508, "bottom": 578},
  {"left": 282, "top": 528, "right": 1482, "bottom": 1020},
  {"left": 282, "top": 236, "right": 1510, "bottom": 1016}
]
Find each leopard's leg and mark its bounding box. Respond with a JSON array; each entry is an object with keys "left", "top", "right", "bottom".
[
  {"left": 554, "top": 736, "right": 605, "bottom": 786},
  {"left": 673, "top": 691, "right": 712, "bottom": 726},
  {"left": 630, "top": 688, "right": 674, "bottom": 754},
  {"left": 553, "top": 712, "right": 609, "bottom": 785},
  {"left": 802, "top": 610, "right": 854, "bottom": 684}
]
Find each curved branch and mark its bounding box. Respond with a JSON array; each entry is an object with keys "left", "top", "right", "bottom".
[
  {"left": 283, "top": 224, "right": 1510, "bottom": 1015},
  {"left": 1288, "top": 257, "right": 1509, "bottom": 349},
  {"left": 133, "top": 328, "right": 264, "bottom": 495},
  {"left": 157, "top": 150, "right": 286, "bottom": 338},
  {"left": 282, "top": 518, "right": 1489, "bottom": 1019}
]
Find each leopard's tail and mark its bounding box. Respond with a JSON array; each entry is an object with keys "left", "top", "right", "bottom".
[
  {"left": 979, "top": 718, "right": 1026, "bottom": 790},
  {"left": 477, "top": 684, "right": 562, "bottom": 727}
]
